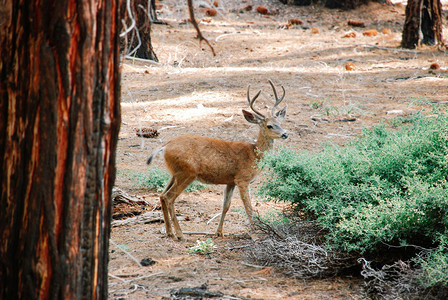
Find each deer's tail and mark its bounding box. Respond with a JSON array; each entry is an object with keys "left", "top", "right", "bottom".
[{"left": 147, "top": 146, "right": 166, "bottom": 165}]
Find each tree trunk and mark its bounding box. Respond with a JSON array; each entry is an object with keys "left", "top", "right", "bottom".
[
  {"left": 428, "top": 0, "right": 444, "bottom": 47},
  {"left": 150, "top": 0, "right": 165, "bottom": 24},
  {"left": 121, "top": 0, "right": 158, "bottom": 61},
  {"left": 0, "top": 0, "right": 121, "bottom": 299},
  {"left": 421, "top": 0, "right": 436, "bottom": 45},
  {"left": 402, "top": 0, "right": 422, "bottom": 48},
  {"left": 402, "top": 0, "right": 444, "bottom": 48},
  {"left": 324, "top": 0, "right": 370, "bottom": 9}
]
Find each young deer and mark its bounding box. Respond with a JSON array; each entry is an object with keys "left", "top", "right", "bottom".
[{"left": 147, "top": 80, "right": 288, "bottom": 240}]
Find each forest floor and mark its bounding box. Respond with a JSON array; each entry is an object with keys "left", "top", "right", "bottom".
[{"left": 109, "top": 0, "right": 448, "bottom": 299}]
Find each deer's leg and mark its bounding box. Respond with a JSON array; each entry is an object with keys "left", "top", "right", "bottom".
[
  {"left": 237, "top": 183, "right": 254, "bottom": 229},
  {"left": 162, "top": 174, "right": 195, "bottom": 240},
  {"left": 160, "top": 177, "right": 175, "bottom": 238},
  {"left": 216, "top": 184, "right": 236, "bottom": 237}
]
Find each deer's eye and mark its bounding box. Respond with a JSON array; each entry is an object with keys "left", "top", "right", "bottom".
[{"left": 267, "top": 125, "right": 273, "bottom": 129}]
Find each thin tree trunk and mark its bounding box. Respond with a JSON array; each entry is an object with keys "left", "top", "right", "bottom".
[
  {"left": 429, "top": 0, "right": 444, "bottom": 47},
  {"left": 121, "top": 0, "right": 158, "bottom": 61},
  {"left": 134, "top": 0, "right": 158, "bottom": 60},
  {"left": 0, "top": 0, "right": 121, "bottom": 299},
  {"left": 421, "top": 0, "right": 435, "bottom": 45},
  {"left": 150, "top": 0, "right": 166, "bottom": 24},
  {"left": 402, "top": 0, "right": 444, "bottom": 48},
  {"left": 402, "top": 0, "right": 422, "bottom": 48}
]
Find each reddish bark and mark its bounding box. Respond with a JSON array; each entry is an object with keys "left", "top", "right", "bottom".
[
  {"left": 402, "top": 0, "right": 422, "bottom": 48},
  {"left": 0, "top": 0, "right": 121, "bottom": 299},
  {"left": 429, "top": 0, "right": 444, "bottom": 47},
  {"left": 402, "top": 0, "right": 444, "bottom": 48}
]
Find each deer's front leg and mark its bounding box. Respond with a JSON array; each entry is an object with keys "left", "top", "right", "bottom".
[{"left": 237, "top": 183, "right": 254, "bottom": 230}]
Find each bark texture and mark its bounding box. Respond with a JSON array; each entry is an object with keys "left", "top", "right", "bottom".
[
  {"left": 428, "top": 0, "right": 444, "bottom": 47},
  {"left": 0, "top": 0, "right": 121, "bottom": 299},
  {"left": 402, "top": 0, "right": 444, "bottom": 48},
  {"left": 402, "top": 0, "right": 422, "bottom": 48}
]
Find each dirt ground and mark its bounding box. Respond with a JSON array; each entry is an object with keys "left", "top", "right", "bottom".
[{"left": 110, "top": 0, "right": 448, "bottom": 299}]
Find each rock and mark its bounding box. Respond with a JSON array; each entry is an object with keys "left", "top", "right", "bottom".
[
  {"left": 386, "top": 110, "right": 404, "bottom": 115},
  {"left": 140, "top": 257, "right": 156, "bottom": 266}
]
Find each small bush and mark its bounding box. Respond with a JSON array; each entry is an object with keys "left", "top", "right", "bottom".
[
  {"left": 128, "top": 168, "right": 206, "bottom": 192},
  {"left": 187, "top": 238, "right": 217, "bottom": 257},
  {"left": 259, "top": 110, "right": 448, "bottom": 289},
  {"left": 417, "top": 236, "right": 448, "bottom": 288}
]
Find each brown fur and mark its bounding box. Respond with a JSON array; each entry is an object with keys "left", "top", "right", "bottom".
[
  {"left": 164, "top": 135, "right": 258, "bottom": 185},
  {"left": 147, "top": 80, "right": 288, "bottom": 240}
]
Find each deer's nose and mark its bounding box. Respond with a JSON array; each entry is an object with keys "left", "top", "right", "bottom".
[{"left": 281, "top": 133, "right": 289, "bottom": 139}]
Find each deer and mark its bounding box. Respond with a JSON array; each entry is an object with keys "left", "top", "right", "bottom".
[{"left": 147, "top": 80, "right": 288, "bottom": 240}]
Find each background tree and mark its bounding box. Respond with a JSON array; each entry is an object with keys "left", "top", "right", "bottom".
[
  {"left": 402, "top": 0, "right": 444, "bottom": 48},
  {"left": 121, "top": 0, "right": 158, "bottom": 61},
  {"left": 0, "top": 0, "right": 121, "bottom": 298},
  {"left": 284, "top": 0, "right": 391, "bottom": 10}
]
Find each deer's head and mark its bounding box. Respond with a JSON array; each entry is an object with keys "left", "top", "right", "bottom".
[{"left": 242, "top": 80, "right": 288, "bottom": 140}]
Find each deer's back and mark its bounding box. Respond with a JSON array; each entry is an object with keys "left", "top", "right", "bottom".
[{"left": 163, "top": 134, "right": 257, "bottom": 185}]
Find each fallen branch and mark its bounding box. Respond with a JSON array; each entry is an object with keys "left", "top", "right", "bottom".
[
  {"left": 187, "top": 0, "right": 216, "bottom": 56},
  {"left": 240, "top": 261, "right": 265, "bottom": 269},
  {"left": 225, "top": 244, "right": 251, "bottom": 251},
  {"left": 183, "top": 231, "right": 251, "bottom": 239},
  {"left": 110, "top": 239, "right": 143, "bottom": 267},
  {"left": 122, "top": 55, "right": 160, "bottom": 64},
  {"left": 112, "top": 187, "right": 150, "bottom": 205},
  {"left": 109, "top": 272, "right": 165, "bottom": 284},
  {"left": 158, "top": 125, "right": 179, "bottom": 131},
  {"left": 207, "top": 213, "right": 221, "bottom": 225},
  {"left": 183, "top": 231, "right": 217, "bottom": 236},
  {"left": 112, "top": 211, "right": 166, "bottom": 227},
  {"left": 362, "top": 45, "right": 422, "bottom": 53},
  {"left": 170, "top": 284, "right": 244, "bottom": 299},
  {"left": 109, "top": 274, "right": 126, "bottom": 282},
  {"left": 127, "top": 272, "right": 165, "bottom": 283}
]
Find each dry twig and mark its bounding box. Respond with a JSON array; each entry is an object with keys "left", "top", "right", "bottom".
[
  {"left": 187, "top": 0, "right": 216, "bottom": 56},
  {"left": 110, "top": 239, "right": 143, "bottom": 267},
  {"left": 247, "top": 217, "right": 357, "bottom": 279}
]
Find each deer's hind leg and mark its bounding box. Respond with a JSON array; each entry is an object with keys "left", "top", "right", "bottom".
[
  {"left": 160, "top": 177, "right": 175, "bottom": 238},
  {"left": 216, "top": 184, "right": 236, "bottom": 237},
  {"left": 160, "top": 173, "right": 195, "bottom": 240}
]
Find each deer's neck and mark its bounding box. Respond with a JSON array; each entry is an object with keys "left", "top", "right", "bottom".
[{"left": 254, "top": 129, "right": 274, "bottom": 159}]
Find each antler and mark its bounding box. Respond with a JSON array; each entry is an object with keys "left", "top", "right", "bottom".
[
  {"left": 268, "top": 79, "right": 286, "bottom": 116},
  {"left": 247, "top": 86, "right": 265, "bottom": 118}
]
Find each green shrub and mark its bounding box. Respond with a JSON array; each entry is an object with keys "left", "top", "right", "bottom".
[
  {"left": 417, "top": 236, "right": 448, "bottom": 288},
  {"left": 260, "top": 111, "right": 448, "bottom": 256},
  {"left": 128, "top": 168, "right": 206, "bottom": 192},
  {"left": 257, "top": 209, "right": 293, "bottom": 227}
]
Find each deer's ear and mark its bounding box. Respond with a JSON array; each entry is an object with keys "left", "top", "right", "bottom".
[
  {"left": 275, "top": 105, "right": 287, "bottom": 121},
  {"left": 242, "top": 109, "right": 263, "bottom": 124}
]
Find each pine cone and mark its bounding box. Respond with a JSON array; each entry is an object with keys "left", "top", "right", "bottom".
[{"left": 136, "top": 127, "right": 159, "bottom": 138}]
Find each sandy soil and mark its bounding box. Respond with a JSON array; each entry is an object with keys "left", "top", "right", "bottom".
[{"left": 110, "top": 1, "right": 447, "bottom": 299}]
